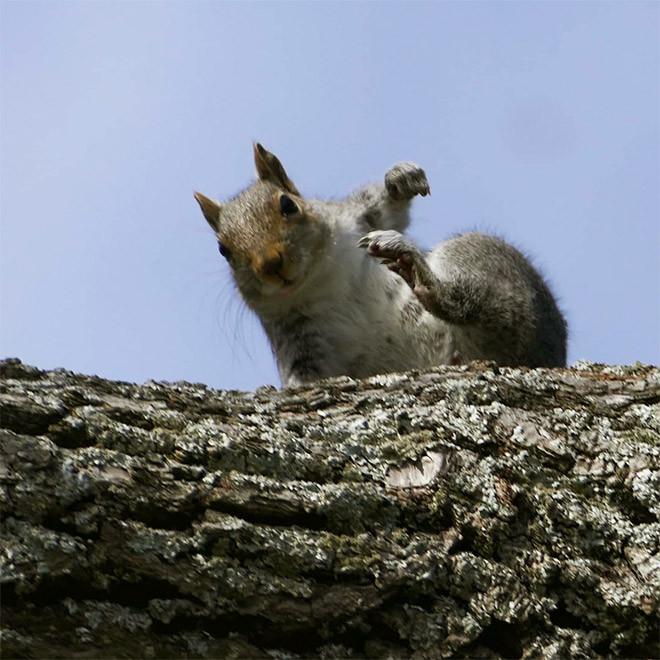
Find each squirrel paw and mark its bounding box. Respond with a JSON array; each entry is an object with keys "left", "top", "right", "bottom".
[
  {"left": 358, "top": 230, "right": 421, "bottom": 288},
  {"left": 385, "top": 162, "right": 430, "bottom": 201}
]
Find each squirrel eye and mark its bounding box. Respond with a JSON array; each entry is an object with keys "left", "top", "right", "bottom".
[
  {"left": 279, "top": 194, "right": 298, "bottom": 216},
  {"left": 218, "top": 242, "right": 231, "bottom": 259}
]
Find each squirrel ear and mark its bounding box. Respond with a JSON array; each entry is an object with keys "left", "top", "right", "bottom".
[
  {"left": 253, "top": 143, "right": 300, "bottom": 196},
  {"left": 193, "top": 191, "right": 222, "bottom": 231}
]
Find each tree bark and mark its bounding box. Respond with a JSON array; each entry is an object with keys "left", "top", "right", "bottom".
[{"left": 1, "top": 358, "right": 658, "bottom": 659}]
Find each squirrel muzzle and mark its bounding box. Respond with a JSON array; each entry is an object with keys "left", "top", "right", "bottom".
[{"left": 251, "top": 245, "right": 294, "bottom": 287}]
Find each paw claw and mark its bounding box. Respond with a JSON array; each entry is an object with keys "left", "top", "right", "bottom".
[
  {"left": 358, "top": 230, "right": 413, "bottom": 259},
  {"left": 359, "top": 229, "right": 425, "bottom": 292},
  {"left": 385, "top": 162, "right": 430, "bottom": 201}
]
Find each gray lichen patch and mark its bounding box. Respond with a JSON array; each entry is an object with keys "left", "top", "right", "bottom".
[{"left": 1, "top": 358, "right": 659, "bottom": 658}]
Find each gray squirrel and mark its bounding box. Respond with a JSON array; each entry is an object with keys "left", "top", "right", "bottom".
[{"left": 194, "top": 144, "right": 567, "bottom": 387}]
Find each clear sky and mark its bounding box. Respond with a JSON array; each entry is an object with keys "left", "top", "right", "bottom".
[{"left": 1, "top": 1, "right": 658, "bottom": 391}]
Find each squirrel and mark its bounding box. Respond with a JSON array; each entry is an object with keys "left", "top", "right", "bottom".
[{"left": 194, "top": 143, "right": 567, "bottom": 387}]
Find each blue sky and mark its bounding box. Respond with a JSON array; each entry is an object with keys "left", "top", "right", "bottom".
[{"left": 1, "top": 1, "right": 658, "bottom": 391}]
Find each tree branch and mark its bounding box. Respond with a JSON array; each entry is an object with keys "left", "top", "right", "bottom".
[{"left": 1, "top": 358, "right": 658, "bottom": 658}]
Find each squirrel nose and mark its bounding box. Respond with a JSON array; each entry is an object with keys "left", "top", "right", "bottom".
[{"left": 261, "top": 251, "right": 284, "bottom": 277}]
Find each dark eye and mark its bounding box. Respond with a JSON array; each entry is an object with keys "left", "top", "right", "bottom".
[
  {"left": 218, "top": 242, "right": 231, "bottom": 259},
  {"left": 279, "top": 194, "right": 298, "bottom": 216}
]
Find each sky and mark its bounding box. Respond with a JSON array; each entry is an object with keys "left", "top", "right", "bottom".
[{"left": 1, "top": 1, "right": 658, "bottom": 391}]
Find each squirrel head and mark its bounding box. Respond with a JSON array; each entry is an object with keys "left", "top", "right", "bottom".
[{"left": 194, "top": 144, "right": 330, "bottom": 307}]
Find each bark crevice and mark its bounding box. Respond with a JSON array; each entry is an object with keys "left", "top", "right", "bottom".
[{"left": 1, "top": 358, "right": 658, "bottom": 658}]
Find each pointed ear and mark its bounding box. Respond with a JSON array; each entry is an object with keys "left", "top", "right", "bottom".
[
  {"left": 253, "top": 143, "right": 300, "bottom": 195},
  {"left": 193, "top": 191, "right": 221, "bottom": 231}
]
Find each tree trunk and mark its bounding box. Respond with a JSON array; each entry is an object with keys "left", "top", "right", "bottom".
[{"left": 1, "top": 358, "right": 658, "bottom": 659}]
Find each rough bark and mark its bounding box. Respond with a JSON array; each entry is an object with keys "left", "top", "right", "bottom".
[{"left": 1, "top": 357, "right": 658, "bottom": 659}]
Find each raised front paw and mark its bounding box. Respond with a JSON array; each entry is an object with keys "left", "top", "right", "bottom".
[
  {"left": 357, "top": 230, "right": 421, "bottom": 287},
  {"left": 385, "top": 162, "right": 430, "bottom": 201}
]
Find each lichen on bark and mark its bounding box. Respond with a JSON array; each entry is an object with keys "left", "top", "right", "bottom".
[{"left": 1, "top": 358, "right": 658, "bottom": 658}]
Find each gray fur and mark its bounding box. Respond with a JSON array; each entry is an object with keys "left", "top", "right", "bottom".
[
  {"left": 360, "top": 229, "right": 567, "bottom": 368},
  {"left": 196, "top": 145, "right": 567, "bottom": 387}
]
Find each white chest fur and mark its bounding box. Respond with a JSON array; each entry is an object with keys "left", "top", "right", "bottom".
[{"left": 261, "top": 234, "right": 454, "bottom": 385}]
